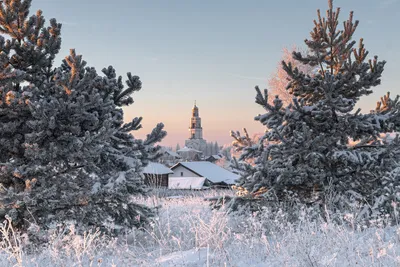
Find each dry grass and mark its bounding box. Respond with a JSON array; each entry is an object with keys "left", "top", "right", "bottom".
[{"left": 1, "top": 190, "right": 400, "bottom": 266}]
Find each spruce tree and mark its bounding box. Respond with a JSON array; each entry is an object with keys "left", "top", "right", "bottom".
[
  {"left": 0, "top": 0, "right": 61, "bottom": 195},
  {"left": 233, "top": 0, "right": 400, "bottom": 218},
  {"left": 214, "top": 141, "right": 220, "bottom": 155},
  {"left": 206, "top": 142, "right": 212, "bottom": 157},
  {"left": 0, "top": 0, "right": 166, "bottom": 232}
]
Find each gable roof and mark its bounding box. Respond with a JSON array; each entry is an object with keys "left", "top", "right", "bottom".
[
  {"left": 163, "top": 149, "right": 181, "bottom": 158},
  {"left": 206, "top": 155, "right": 222, "bottom": 160},
  {"left": 170, "top": 161, "right": 239, "bottom": 184},
  {"left": 143, "top": 162, "right": 173, "bottom": 175}
]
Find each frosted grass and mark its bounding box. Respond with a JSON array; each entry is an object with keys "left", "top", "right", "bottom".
[{"left": 1, "top": 190, "right": 400, "bottom": 266}]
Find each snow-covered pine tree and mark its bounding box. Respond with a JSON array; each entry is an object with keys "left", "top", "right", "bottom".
[
  {"left": 176, "top": 143, "right": 181, "bottom": 152},
  {"left": 232, "top": 0, "right": 400, "bottom": 217},
  {"left": 367, "top": 134, "right": 400, "bottom": 219},
  {"left": 0, "top": 0, "right": 166, "bottom": 232},
  {"left": 0, "top": 0, "right": 62, "bottom": 225}
]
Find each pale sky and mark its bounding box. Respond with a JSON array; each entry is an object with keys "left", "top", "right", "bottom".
[{"left": 31, "top": 0, "right": 400, "bottom": 147}]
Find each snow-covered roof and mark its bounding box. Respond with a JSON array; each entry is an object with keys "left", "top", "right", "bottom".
[
  {"left": 163, "top": 149, "right": 181, "bottom": 158},
  {"left": 168, "top": 177, "right": 206, "bottom": 190},
  {"left": 207, "top": 155, "right": 221, "bottom": 160},
  {"left": 171, "top": 162, "right": 239, "bottom": 184},
  {"left": 177, "top": 146, "right": 202, "bottom": 153},
  {"left": 143, "top": 162, "right": 173, "bottom": 175}
]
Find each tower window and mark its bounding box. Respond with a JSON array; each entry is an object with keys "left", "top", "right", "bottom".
[
  {"left": 192, "top": 123, "right": 195, "bottom": 128},
  {"left": 181, "top": 172, "right": 183, "bottom": 177},
  {"left": 192, "top": 133, "right": 195, "bottom": 139}
]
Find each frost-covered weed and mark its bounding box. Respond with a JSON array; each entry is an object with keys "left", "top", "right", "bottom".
[
  {"left": 2, "top": 190, "right": 400, "bottom": 266},
  {"left": 0, "top": 217, "right": 23, "bottom": 266}
]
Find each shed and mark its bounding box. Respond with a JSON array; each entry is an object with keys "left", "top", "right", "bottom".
[
  {"left": 205, "top": 154, "right": 222, "bottom": 163},
  {"left": 142, "top": 162, "right": 173, "bottom": 187}
]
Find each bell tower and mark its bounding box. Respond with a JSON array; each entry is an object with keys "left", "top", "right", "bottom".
[
  {"left": 185, "top": 101, "right": 207, "bottom": 151},
  {"left": 189, "top": 101, "right": 203, "bottom": 139}
]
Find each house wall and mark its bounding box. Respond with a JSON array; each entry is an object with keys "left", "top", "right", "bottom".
[
  {"left": 170, "top": 165, "right": 201, "bottom": 178},
  {"left": 144, "top": 174, "right": 169, "bottom": 187}
]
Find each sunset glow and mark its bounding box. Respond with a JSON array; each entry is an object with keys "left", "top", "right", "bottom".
[{"left": 31, "top": 0, "right": 400, "bottom": 147}]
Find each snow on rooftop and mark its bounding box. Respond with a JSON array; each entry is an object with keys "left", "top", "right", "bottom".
[
  {"left": 142, "top": 162, "right": 173, "bottom": 175},
  {"left": 163, "top": 149, "right": 181, "bottom": 158},
  {"left": 173, "top": 161, "right": 240, "bottom": 184},
  {"left": 177, "top": 146, "right": 202, "bottom": 153}
]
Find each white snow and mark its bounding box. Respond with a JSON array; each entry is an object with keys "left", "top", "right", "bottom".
[
  {"left": 155, "top": 247, "right": 209, "bottom": 266},
  {"left": 4, "top": 190, "right": 400, "bottom": 266},
  {"left": 142, "top": 162, "right": 173, "bottom": 175},
  {"left": 173, "top": 162, "right": 240, "bottom": 184},
  {"left": 115, "top": 171, "right": 126, "bottom": 184},
  {"left": 162, "top": 149, "right": 182, "bottom": 158},
  {"left": 177, "top": 146, "right": 202, "bottom": 153}
]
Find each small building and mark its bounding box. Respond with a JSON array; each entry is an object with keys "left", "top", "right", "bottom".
[
  {"left": 158, "top": 149, "right": 182, "bottom": 166},
  {"left": 205, "top": 154, "right": 222, "bottom": 163},
  {"left": 163, "top": 149, "right": 182, "bottom": 159},
  {"left": 142, "top": 162, "right": 173, "bottom": 187},
  {"left": 177, "top": 146, "right": 203, "bottom": 161},
  {"left": 170, "top": 161, "right": 240, "bottom": 188}
]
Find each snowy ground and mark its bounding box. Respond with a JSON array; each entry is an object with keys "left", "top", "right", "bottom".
[{"left": 1, "top": 189, "right": 400, "bottom": 266}]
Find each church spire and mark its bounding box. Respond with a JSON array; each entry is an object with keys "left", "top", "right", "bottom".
[
  {"left": 189, "top": 103, "right": 202, "bottom": 139},
  {"left": 185, "top": 103, "right": 207, "bottom": 151}
]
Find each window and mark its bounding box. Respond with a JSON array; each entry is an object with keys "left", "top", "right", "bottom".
[
  {"left": 192, "top": 133, "right": 195, "bottom": 139},
  {"left": 192, "top": 123, "right": 195, "bottom": 128},
  {"left": 181, "top": 172, "right": 183, "bottom": 177}
]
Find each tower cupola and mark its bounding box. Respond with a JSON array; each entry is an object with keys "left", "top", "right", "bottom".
[{"left": 189, "top": 101, "right": 203, "bottom": 139}]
